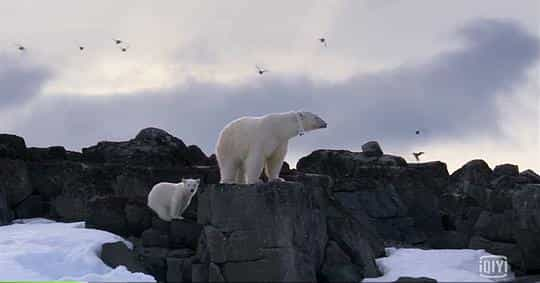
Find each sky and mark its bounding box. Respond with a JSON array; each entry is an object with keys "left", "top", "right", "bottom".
[{"left": 0, "top": 1, "right": 538, "bottom": 173}]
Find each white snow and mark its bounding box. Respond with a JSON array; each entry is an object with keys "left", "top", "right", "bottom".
[
  {"left": 0, "top": 218, "right": 155, "bottom": 282},
  {"left": 363, "top": 248, "right": 514, "bottom": 282}
]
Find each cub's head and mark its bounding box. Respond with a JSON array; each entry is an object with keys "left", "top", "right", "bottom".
[
  {"left": 297, "top": 111, "right": 328, "bottom": 132},
  {"left": 182, "top": 178, "right": 200, "bottom": 194}
]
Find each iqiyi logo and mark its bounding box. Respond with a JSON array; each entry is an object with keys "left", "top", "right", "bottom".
[{"left": 479, "top": 255, "right": 508, "bottom": 278}]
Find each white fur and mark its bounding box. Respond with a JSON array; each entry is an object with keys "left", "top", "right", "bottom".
[
  {"left": 216, "top": 111, "right": 327, "bottom": 184},
  {"left": 147, "top": 178, "right": 200, "bottom": 221}
]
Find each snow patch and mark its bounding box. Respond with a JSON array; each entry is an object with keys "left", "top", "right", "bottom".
[
  {"left": 0, "top": 218, "right": 154, "bottom": 282},
  {"left": 364, "top": 248, "right": 514, "bottom": 282}
]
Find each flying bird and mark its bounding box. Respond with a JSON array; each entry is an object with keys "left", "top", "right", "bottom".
[
  {"left": 413, "top": 152, "right": 425, "bottom": 161},
  {"left": 15, "top": 44, "right": 25, "bottom": 51},
  {"left": 79, "top": 45, "right": 85, "bottom": 51},
  {"left": 113, "top": 38, "right": 123, "bottom": 45},
  {"left": 256, "top": 65, "right": 268, "bottom": 75},
  {"left": 415, "top": 130, "right": 421, "bottom": 135},
  {"left": 119, "top": 44, "right": 130, "bottom": 52},
  {"left": 319, "top": 37, "right": 327, "bottom": 47}
]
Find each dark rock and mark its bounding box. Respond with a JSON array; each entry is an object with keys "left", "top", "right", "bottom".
[
  {"left": 281, "top": 161, "right": 291, "bottom": 174},
  {"left": 27, "top": 161, "right": 84, "bottom": 200},
  {"left": 469, "top": 236, "right": 522, "bottom": 266},
  {"left": 0, "top": 134, "right": 27, "bottom": 160},
  {"left": 512, "top": 184, "right": 540, "bottom": 272},
  {"left": 392, "top": 162, "right": 448, "bottom": 236},
  {"left": 82, "top": 127, "right": 191, "bottom": 166},
  {"left": 169, "top": 220, "right": 203, "bottom": 249},
  {"left": 192, "top": 263, "right": 209, "bottom": 283},
  {"left": 428, "top": 231, "right": 468, "bottom": 249},
  {"left": 139, "top": 247, "right": 169, "bottom": 282},
  {"left": 197, "top": 182, "right": 330, "bottom": 282},
  {"left": 493, "top": 164, "right": 519, "bottom": 177},
  {"left": 320, "top": 241, "right": 365, "bottom": 283},
  {"left": 14, "top": 195, "right": 45, "bottom": 219},
  {"left": 141, "top": 228, "right": 169, "bottom": 248},
  {"left": 520, "top": 169, "right": 540, "bottom": 184},
  {"left": 473, "top": 210, "right": 515, "bottom": 242},
  {"left": 327, "top": 213, "right": 383, "bottom": 277},
  {"left": 335, "top": 184, "right": 407, "bottom": 219},
  {"left": 207, "top": 154, "right": 217, "bottom": 166},
  {"left": 0, "top": 159, "right": 33, "bottom": 207},
  {"left": 297, "top": 149, "right": 406, "bottom": 179},
  {"left": 100, "top": 241, "right": 147, "bottom": 273},
  {"left": 30, "top": 162, "right": 120, "bottom": 221},
  {"left": 0, "top": 189, "right": 13, "bottom": 225},
  {"left": 124, "top": 202, "right": 152, "bottom": 236},
  {"left": 362, "top": 141, "right": 383, "bottom": 158},
  {"left": 151, "top": 216, "right": 171, "bottom": 233},
  {"left": 87, "top": 195, "right": 128, "bottom": 236},
  {"left": 168, "top": 248, "right": 195, "bottom": 258},
  {"left": 208, "top": 262, "right": 225, "bottom": 282},
  {"left": 27, "top": 146, "right": 67, "bottom": 161},
  {"left": 66, "top": 151, "right": 83, "bottom": 162},
  {"left": 394, "top": 276, "right": 437, "bottom": 282},
  {"left": 450, "top": 159, "right": 492, "bottom": 185},
  {"left": 321, "top": 264, "right": 364, "bottom": 283},
  {"left": 167, "top": 256, "right": 193, "bottom": 283},
  {"left": 186, "top": 145, "right": 210, "bottom": 165},
  {"left": 220, "top": 249, "right": 314, "bottom": 282}
]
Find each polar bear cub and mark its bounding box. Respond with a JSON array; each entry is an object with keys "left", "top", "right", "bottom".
[
  {"left": 216, "top": 111, "right": 327, "bottom": 184},
  {"left": 147, "top": 178, "right": 200, "bottom": 222}
]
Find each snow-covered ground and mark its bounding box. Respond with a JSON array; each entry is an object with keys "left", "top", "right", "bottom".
[
  {"left": 0, "top": 218, "right": 155, "bottom": 282},
  {"left": 364, "top": 247, "right": 514, "bottom": 282}
]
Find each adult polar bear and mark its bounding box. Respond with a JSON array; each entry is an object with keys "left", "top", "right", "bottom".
[{"left": 216, "top": 111, "right": 327, "bottom": 184}]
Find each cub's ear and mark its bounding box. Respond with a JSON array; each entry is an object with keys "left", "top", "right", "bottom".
[{"left": 196, "top": 179, "right": 201, "bottom": 184}]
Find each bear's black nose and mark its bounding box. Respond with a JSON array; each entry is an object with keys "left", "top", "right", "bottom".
[{"left": 190, "top": 189, "right": 194, "bottom": 193}]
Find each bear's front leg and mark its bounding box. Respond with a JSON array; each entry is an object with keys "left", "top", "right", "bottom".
[
  {"left": 244, "top": 152, "right": 265, "bottom": 184},
  {"left": 265, "top": 143, "right": 288, "bottom": 182}
]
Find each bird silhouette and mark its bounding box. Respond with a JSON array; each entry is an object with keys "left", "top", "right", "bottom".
[
  {"left": 79, "top": 46, "right": 85, "bottom": 51},
  {"left": 413, "top": 152, "right": 425, "bottom": 161},
  {"left": 119, "top": 43, "right": 130, "bottom": 52},
  {"left": 319, "top": 37, "right": 327, "bottom": 47},
  {"left": 15, "top": 44, "right": 25, "bottom": 51},
  {"left": 113, "top": 38, "right": 123, "bottom": 45},
  {"left": 415, "top": 130, "right": 421, "bottom": 135},
  {"left": 256, "top": 65, "right": 268, "bottom": 75}
]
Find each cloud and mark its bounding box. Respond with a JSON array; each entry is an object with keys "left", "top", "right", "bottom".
[
  {"left": 0, "top": 55, "right": 50, "bottom": 109},
  {"left": 5, "top": 19, "right": 539, "bottom": 172}
]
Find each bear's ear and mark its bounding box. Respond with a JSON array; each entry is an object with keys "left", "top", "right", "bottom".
[{"left": 181, "top": 178, "right": 186, "bottom": 183}]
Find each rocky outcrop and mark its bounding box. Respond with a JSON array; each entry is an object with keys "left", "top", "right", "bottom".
[
  {"left": 441, "top": 160, "right": 540, "bottom": 273},
  {"left": 194, "top": 182, "right": 328, "bottom": 282},
  {"left": 0, "top": 134, "right": 27, "bottom": 160},
  {"left": 82, "top": 127, "right": 210, "bottom": 166},
  {"left": 297, "top": 142, "right": 447, "bottom": 247}
]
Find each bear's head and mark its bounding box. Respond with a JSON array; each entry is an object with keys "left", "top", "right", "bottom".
[
  {"left": 182, "top": 178, "right": 200, "bottom": 194},
  {"left": 296, "top": 111, "right": 327, "bottom": 133}
]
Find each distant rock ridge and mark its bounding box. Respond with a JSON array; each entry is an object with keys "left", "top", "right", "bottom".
[{"left": 0, "top": 129, "right": 539, "bottom": 281}]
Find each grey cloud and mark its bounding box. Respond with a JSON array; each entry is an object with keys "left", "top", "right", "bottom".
[
  {"left": 8, "top": 19, "right": 540, "bottom": 164},
  {"left": 0, "top": 55, "right": 50, "bottom": 109}
]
